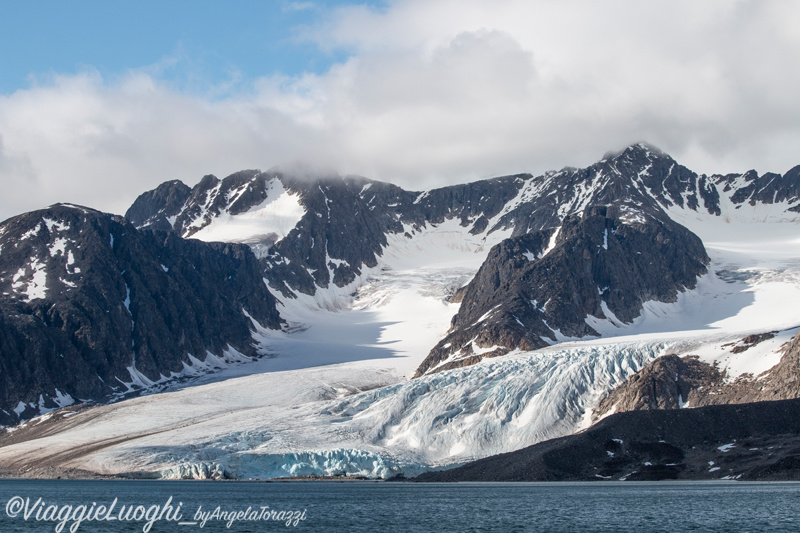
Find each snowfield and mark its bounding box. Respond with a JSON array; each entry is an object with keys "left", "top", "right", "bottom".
[{"left": 2, "top": 196, "right": 800, "bottom": 479}]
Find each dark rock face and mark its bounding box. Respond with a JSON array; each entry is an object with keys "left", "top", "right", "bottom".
[
  {"left": 125, "top": 180, "right": 191, "bottom": 232},
  {"left": 414, "top": 398, "right": 800, "bottom": 482},
  {"left": 729, "top": 331, "right": 777, "bottom": 353},
  {"left": 763, "top": 331, "right": 800, "bottom": 396},
  {"left": 261, "top": 176, "right": 414, "bottom": 297},
  {"left": 415, "top": 205, "right": 709, "bottom": 376},
  {"left": 593, "top": 355, "right": 724, "bottom": 416},
  {"left": 405, "top": 174, "right": 527, "bottom": 231},
  {"left": 0, "top": 204, "right": 282, "bottom": 425},
  {"left": 593, "top": 330, "right": 800, "bottom": 420}
]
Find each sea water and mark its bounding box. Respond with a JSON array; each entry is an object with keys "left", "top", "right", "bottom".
[{"left": 0, "top": 480, "right": 798, "bottom": 532}]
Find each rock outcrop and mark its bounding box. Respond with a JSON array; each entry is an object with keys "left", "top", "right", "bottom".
[{"left": 593, "top": 330, "right": 800, "bottom": 421}]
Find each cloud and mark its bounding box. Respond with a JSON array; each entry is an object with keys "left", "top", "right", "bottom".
[
  {"left": 303, "top": 0, "right": 800, "bottom": 174},
  {"left": 1, "top": 0, "right": 799, "bottom": 220}
]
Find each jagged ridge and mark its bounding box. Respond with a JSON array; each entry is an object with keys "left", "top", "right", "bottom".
[{"left": 124, "top": 143, "right": 800, "bottom": 377}]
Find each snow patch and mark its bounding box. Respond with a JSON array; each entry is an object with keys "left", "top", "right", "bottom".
[
  {"left": 43, "top": 217, "right": 69, "bottom": 233},
  {"left": 123, "top": 365, "right": 157, "bottom": 391},
  {"left": 12, "top": 258, "right": 47, "bottom": 301},
  {"left": 49, "top": 237, "right": 69, "bottom": 257},
  {"left": 123, "top": 284, "right": 131, "bottom": 314},
  {"left": 19, "top": 222, "right": 43, "bottom": 240},
  {"left": 678, "top": 394, "right": 689, "bottom": 408},
  {"left": 413, "top": 191, "right": 429, "bottom": 204},
  {"left": 190, "top": 179, "right": 304, "bottom": 247},
  {"left": 618, "top": 206, "right": 647, "bottom": 225},
  {"left": 52, "top": 389, "right": 75, "bottom": 408},
  {"left": 12, "top": 402, "right": 28, "bottom": 416},
  {"left": 540, "top": 226, "right": 560, "bottom": 258}
]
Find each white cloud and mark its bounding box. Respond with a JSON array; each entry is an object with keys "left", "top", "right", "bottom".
[{"left": 1, "top": 0, "right": 799, "bottom": 221}]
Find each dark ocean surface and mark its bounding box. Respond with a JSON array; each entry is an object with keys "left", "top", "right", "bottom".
[{"left": 1, "top": 479, "right": 798, "bottom": 532}]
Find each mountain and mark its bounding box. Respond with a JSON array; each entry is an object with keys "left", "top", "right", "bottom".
[
  {"left": 125, "top": 144, "right": 800, "bottom": 292},
  {"left": 414, "top": 204, "right": 709, "bottom": 375},
  {"left": 125, "top": 143, "right": 800, "bottom": 377},
  {"left": 1, "top": 142, "right": 800, "bottom": 480},
  {"left": 126, "top": 168, "right": 523, "bottom": 298},
  {"left": 0, "top": 204, "right": 281, "bottom": 424}
]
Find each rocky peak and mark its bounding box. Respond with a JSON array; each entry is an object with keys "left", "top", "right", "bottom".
[
  {"left": 725, "top": 167, "right": 800, "bottom": 207},
  {"left": 123, "top": 144, "right": 800, "bottom": 308},
  {"left": 603, "top": 142, "right": 669, "bottom": 164},
  {"left": 125, "top": 180, "right": 191, "bottom": 231}
]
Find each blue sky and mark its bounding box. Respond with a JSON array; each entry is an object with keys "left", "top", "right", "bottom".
[
  {"left": 0, "top": 0, "right": 799, "bottom": 219},
  {"left": 0, "top": 0, "right": 372, "bottom": 95}
]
